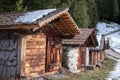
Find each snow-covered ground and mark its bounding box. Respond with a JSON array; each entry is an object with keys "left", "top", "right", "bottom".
[
  {"left": 96, "top": 22, "right": 120, "bottom": 53},
  {"left": 96, "top": 22, "right": 120, "bottom": 80},
  {"left": 106, "top": 60, "right": 120, "bottom": 80}
]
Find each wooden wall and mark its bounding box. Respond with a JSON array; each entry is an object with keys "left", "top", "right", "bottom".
[
  {"left": 77, "top": 47, "right": 85, "bottom": 70},
  {"left": 0, "top": 30, "right": 20, "bottom": 78},
  {"left": 22, "top": 34, "right": 46, "bottom": 77},
  {"left": 46, "top": 36, "right": 62, "bottom": 72},
  {"left": 21, "top": 26, "right": 62, "bottom": 77},
  {"left": 90, "top": 51, "right": 104, "bottom": 66},
  {"left": 0, "top": 24, "right": 63, "bottom": 78}
]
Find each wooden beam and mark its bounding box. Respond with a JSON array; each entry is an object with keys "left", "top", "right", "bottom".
[
  {"left": 47, "top": 22, "right": 74, "bottom": 39},
  {"left": 59, "top": 18, "right": 75, "bottom": 36},
  {"left": 50, "top": 23, "right": 65, "bottom": 36},
  {"left": 85, "top": 40, "right": 90, "bottom": 47},
  {"left": 0, "top": 24, "right": 39, "bottom": 29},
  {"left": 90, "top": 34, "right": 96, "bottom": 46}
]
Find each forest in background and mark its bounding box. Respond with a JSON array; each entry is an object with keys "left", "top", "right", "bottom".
[{"left": 0, "top": 0, "right": 120, "bottom": 28}]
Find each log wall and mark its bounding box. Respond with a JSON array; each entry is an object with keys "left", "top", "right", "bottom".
[
  {"left": 0, "top": 30, "right": 20, "bottom": 78},
  {"left": 22, "top": 34, "right": 46, "bottom": 77}
]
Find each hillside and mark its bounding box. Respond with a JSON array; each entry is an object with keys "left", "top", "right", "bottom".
[{"left": 96, "top": 22, "right": 120, "bottom": 80}]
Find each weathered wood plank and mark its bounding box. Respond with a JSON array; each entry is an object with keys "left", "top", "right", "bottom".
[
  {"left": 0, "top": 30, "right": 19, "bottom": 78},
  {"left": 22, "top": 34, "right": 46, "bottom": 76}
]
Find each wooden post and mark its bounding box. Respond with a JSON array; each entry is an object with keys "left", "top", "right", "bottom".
[
  {"left": 97, "top": 52, "right": 100, "bottom": 63},
  {"left": 93, "top": 52, "right": 97, "bottom": 65},
  {"left": 100, "top": 51, "right": 104, "bottom": 61}
]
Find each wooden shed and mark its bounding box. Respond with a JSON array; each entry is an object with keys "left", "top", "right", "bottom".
[
  {"left": 0, "top": 8, "right": 80, "bottom": 78},
  {"left": 89, "top": 35, "right": 109, "bottom": 67},
  {"left": 62, "top": 28, "right": 98, "bottom": 73}
]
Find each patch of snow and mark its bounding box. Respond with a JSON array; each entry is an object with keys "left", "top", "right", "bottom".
[
  {"left": 96, "top": 22, "right": 120, "bottom": 35},
  {"left": 15, "top": 9, "right": 56, "bottom": 23},
  {"left": 96, "top": 22, "right": 120, "bottom": 53},
  {"left": 96, "top": 35, "right": 101, "bottom": 46},
  {"left": 106, "top": 32, "right": 120, "bottom": 53},
  {"left": 96, "top": 22, "right": 120, "bottom": 80},
  {"left": 106, "top": 60, "right": 120, "bottom": 80},
  {"left": 112, "top": 48, "right": 120, "bottom": 53}
]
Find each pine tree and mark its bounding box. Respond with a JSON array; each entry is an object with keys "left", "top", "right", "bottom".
[
  {"left": 117, "top": 0, "right": 120, "bottom": 22},
  {"left": 112, "top": 0, "right": 119, "bottom": 21},
  {"left": 69, "top": 0, "right": 90, "bottom": 28},
  {"left": 24, "top": 0, "right": 61, "bottom": 10},
  {"left": 0, "top": 0, "right": 16, "bottom": 12},
  {"left": 96, "top": 0, "right": 119, "bottom": 21},
  {"left": 15, "top": 0, "right": 27, "bottom": 11},
  {"left": 0, "top": 1, "right": 3, "bottom": 12},
  {"left": 57, "top": 0, "right": 73, "bottom": 8},
  {"left": 86, "top": 0, "right": 99, "bottom": 27},
  {"left": 0, "top": 0, "right": 26, "bottom": 12}
]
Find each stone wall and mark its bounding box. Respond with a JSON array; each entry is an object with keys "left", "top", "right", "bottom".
[{"left": 62, "top": 46, "right": 80, "bottom": 73}]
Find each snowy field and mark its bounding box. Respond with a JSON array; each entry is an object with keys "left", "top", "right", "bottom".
[
  {"left": 96, "top": 22, "right": 120, "bottom": 53},
  {"left": 96, "top": 22, "right": 120, "bottom": 80},
  {"left": 106, "top": 59, "right": 120, "bottom": 80}
]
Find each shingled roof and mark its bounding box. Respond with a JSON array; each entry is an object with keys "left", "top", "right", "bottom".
[
  {"left": 62, "top": 28, "right": 98, "bottom": 46},
  {"left": 0, "top": 8, "right": 80, "bottom": 35}
]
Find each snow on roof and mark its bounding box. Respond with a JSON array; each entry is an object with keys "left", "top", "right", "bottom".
[{"left": 15, "top": 9, "right": 56, "bottom": 23}]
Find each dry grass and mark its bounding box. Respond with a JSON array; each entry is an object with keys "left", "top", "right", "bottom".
[{"left": 61, "top": 57, "right": 116, "bottom": 80}]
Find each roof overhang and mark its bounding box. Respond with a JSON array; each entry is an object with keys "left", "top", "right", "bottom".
[{"left": 0, "top": 9, "right": 80, "bottom": 37}]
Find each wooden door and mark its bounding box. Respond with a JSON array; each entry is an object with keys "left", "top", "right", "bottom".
[
  {"left": 46, "top": 37, "right": 61, "bottom": 72},
  {"left": 93, "top": 52, "right": 97, "bottom": 65},
  {"left": 22, "top": 34, "right": 46, "bottom": 77},
  {"left": 89, "top": 51, "right": 93, "bottom": 65},
  {"left": 78, "top": 47, "right": 85, "bottom": 70}
]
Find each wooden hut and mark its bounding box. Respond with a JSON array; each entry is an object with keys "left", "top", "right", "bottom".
[
  {"left": 0, "top": 8, "right": 80, "bottom": 78},
  {"left": 89, "top": 35, "right": 109, "bottom": 67},
  {"left": 62, "top": 28, "right": 98, "bottom": 73}
]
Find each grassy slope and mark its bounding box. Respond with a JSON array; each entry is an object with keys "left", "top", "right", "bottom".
[{"left": 61, "top": 57, "right": 116, "bottom": 80}]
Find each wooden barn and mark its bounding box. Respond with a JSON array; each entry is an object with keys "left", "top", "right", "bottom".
[
  {"left": 89, "top": 35, "right": 109, "bottom": 68},
  {"left": 62, "top": 28, "right": 98, "bottom": 73},
  {"left": 0, "top": 8, "right": 80, "bottom": 78}
]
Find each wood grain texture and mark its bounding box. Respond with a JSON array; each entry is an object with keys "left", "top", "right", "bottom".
[
  {"left": 0, "top": 30, "right": 19, "bottom": 78},
  {"left": 22, "top": 34, "right": 46, "bottom": 77}
]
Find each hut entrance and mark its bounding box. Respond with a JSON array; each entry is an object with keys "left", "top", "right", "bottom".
[
  {"left": 89, "top": 51, "right": 93, "bottom": 65},
  {"left": 22, "top": 34, "right": 46, "bottom": 76},
  {"left": 46, "top": 37, "right": 61, "bottom": 72},
  {"left": 78, "top": 47, "right": 85, "bottom": 70}
]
